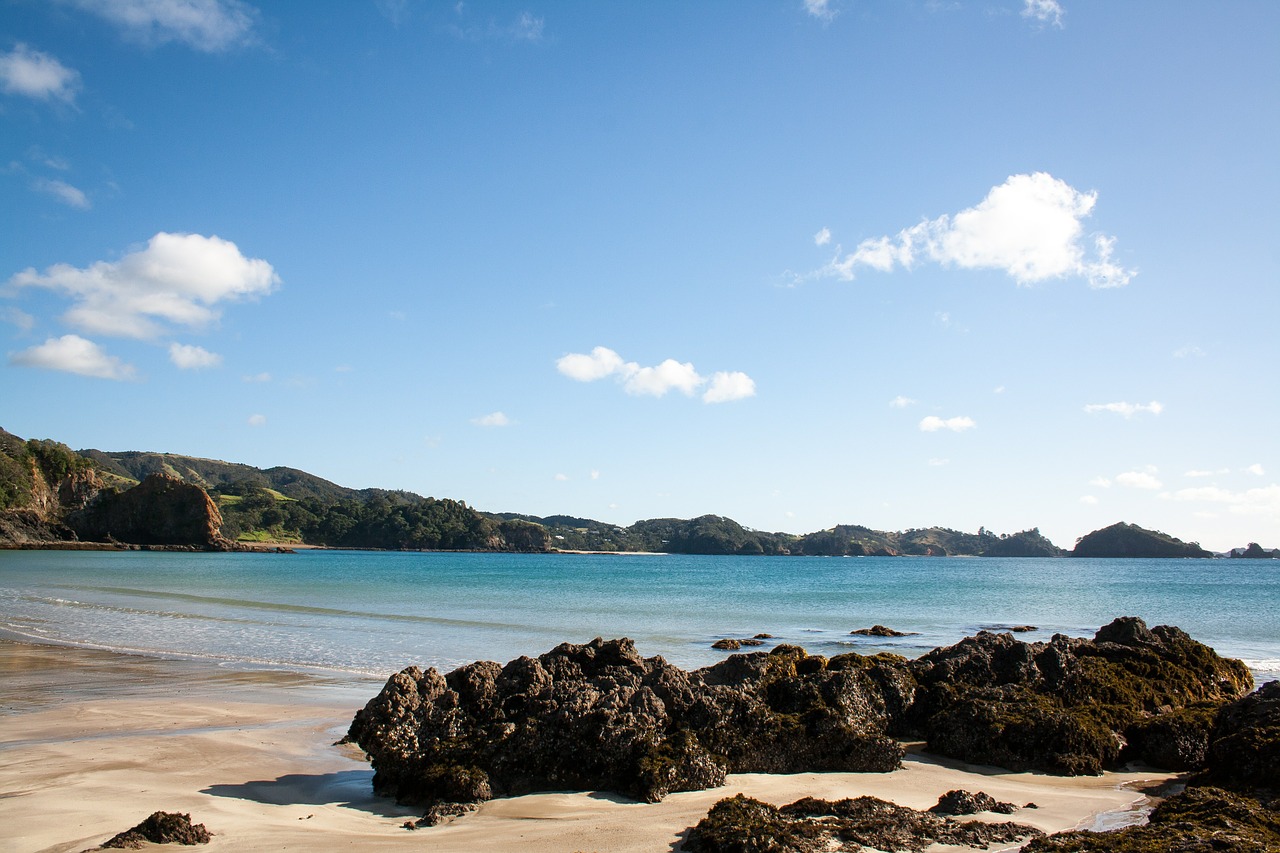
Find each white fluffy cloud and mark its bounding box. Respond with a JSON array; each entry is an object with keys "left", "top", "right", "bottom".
[
  {"left": 889, "top": 395, "right": 917, "bottom": 408},
  {"left": 0, "top": 44, "right": 80, "bottom": 103},
  {"left": 65, "top": 0, "right": 258, "bottom": 52},
  {"left": 1246, "top": 463, "right": 1266, "bottom": 476},
  {"left": 804, "top": 0, "right": 837, "bottom": 22},
  {"left": 32, "top": 178, "right": 90, "bottom": 209},
  {"left": 9, "top": 334, "right": 135, "bottom": 380},
  {"left": 704, "top": 371, "right": 757, "bottom": 403},
  {"left": 168, "top": 342, "right": 222, "bottom": 369},
  {"left": 814, "top": 227, "right": 831, "bottom": 246},
  {"left": 1022, "top": 0, "right": 1064, "bottom": 28},
  {"left": 1084, "top": 400, "right": 1164, "bottom": 418},
  {"left": 8, "top": 232, "right": 279, "bottom": 339},
  {"left": 1080, "top": 495, "right": 1099, "bottom": 505},
  {"left": 556, "top": 346, "right": 755, "bottom": 404},
  {"left": 808, "top": 173, "right": 1134, "bottom": 288},
  {"left": 472, "top": 411, "right": 512, "bottom": 427},
  {"left": 1116, "top": 470, "right": 1163, "bottom": 490},
  {"left": 919, "top": 415, "right": 975, "bottom": 432}
]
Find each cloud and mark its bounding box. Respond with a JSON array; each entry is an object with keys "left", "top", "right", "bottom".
[
  {"left": 64, "top": 0, "right": 259, "bottom": 52},
  {"left": 1089, "top": 476, "right": 1112, "bottom": 488},
  {"left": 804, "top": 0, "right": 837, "bottom": 22},
  {"left": 814, "top": 227, "right": 831, "bottom": 246},
  {"left": 168, "top": 342, "right": 221, "bottom": 369},
  {"left": 928, "top": 458, "right": 949, "bottom": 466},
  {"left": 1246, "top": 463, "right": 1266, "bottom": 476},
  {"left": 590, "top": 470, "right": 600, "bottom": 480},
  {"left": 1022, "top": 0, "right": 1064, "bottom": 28},
  {"left": 919, "top": 415, "right": 975, "bottom": 432},
  {"left": 703, "top": 371, "right": 756, "bottom": 404},
  {"left": 889, "top": 395, "right": 917, "bottom": 408},
  {"left": 472, "top": 411, "right": 511, "bottom": 427},
  {"left": 1115, "top": 470, "right": 1163, "bottom": 490},
  {"left": 557, "top": 346, "right": 756, "bottom": 404},
  {"left": 8, "top": 232, "right": 279, "bottom": 339},
  {"left": 1165, "top": 484, "right": 1280, "bottom": 517},
  {"left": 1173, "top": 344, "right": 1205, "bottom": 358},
  {"left": 513, "top": 11, "right": 544, "bottom": 41},
  {"left": 241, "top": 371, "right": 271, "bottom": 383},
  {"left": 1080, "top": 495, "right": 1099, "bottom": 505},
  {"left": 554, "top": 473, "right": 568, "bottom": 482},
  {"left": 32, "top": 178, "right": 90, "bottom": 209},
  {"left": 2, "top": 307, "right": 35, "bottom": 332},
  {"left": 247, "top": 413, "right": 266, "bottom": 427},
  {"left": 0, "top": 44, "right": 81, "bottom": 103},
  {"left": 804, "top": 173, "right": 1134, "bottom": 288},
  {"left": 1084, "top": 400, "right": 1163, "bottom": 418},
  {"left": 9, "top": 334, "right": 135, "bottom": 380}
]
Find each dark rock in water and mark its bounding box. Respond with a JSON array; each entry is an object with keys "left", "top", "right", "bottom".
[
  {"left": 1024, "top": 786, "right": 1280, "bottom": 852},
  {"left": 850, "top": 625, "right": 915, "bottom": 637},
  {"left": 1202, "top": 679, "right": 1280, "bottom": 791},
  {"left": 1011, "top": 625, "right": 1037, "bottom": 632},
  {"left": 753, "top": 633, "right": 773, "bottom": 639},
  {"left": 712, "top": 638, "right": 741, "bottom": 650},
  {"left": 929, "top": 789, "right": 1018, "bottom": 815},
  {"left": 100, "top": 812, "right": 210, "bottom": 848},
  {"left": 345, "top": 638, "right": 903, "bottom": 814},
  {"left": 684, "top": 793, "right": 1042, "bottom": 853},
  {"left": 906, "top": 617, "right": 1253, "bottom": 775}
]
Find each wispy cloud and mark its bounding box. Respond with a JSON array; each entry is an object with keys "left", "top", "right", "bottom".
[
  {"left": 241, "top": 371, "right": 271, "bottom": 383},
  {"left": 168, "top": 342, "right": 221, "bottom": 369},
  {"left": 813, "top": 227, "right": 831, "bottom": 246},
  {"left": 9, "top": 334, "right": 135, "bottom": 380},
  {"left": 1246, "top": 463, "right": 1266, "bottom": 477},
  {"left": 1080, "top": 495, "right": 1099, "bottom": 505},
  {"left": 1164, "top": 484, "right": 1280, "bottom": 517},
  {"left": 64, "top": 0, "right": 259, "bottom": 52},
  {"left": 557, "top": 346, "right": 756, "bottom": 404},
  {"left": 919, "top": 415, "right": 975, "bottom": 432},
  {"left": 798, "top": 173, "right": 1134, "bottom": 288},
  {"left": 1173, "top": 344, "right": 1205, "bottom": 358},
  {"left": 889, "top": 395, "right": 916, "bottom": 408},
  {"left": 1084, "top": 400, "right": 1163, "bottom": 418},
  {"left": 8, "top": 232, "right": 279, "bottom": 339},
  {"left": 803, "top": 0, "right": 837, "bottom": 23},
  {"left": 247, "top": 413, "right": 266, "bottom": 427},
  {"left": 2, "top": 307, "right": 36, "bottom": 332},
  {"left": 472, "top": 411, "right": 512, "bottom": 427},
  {"left": 1022, "top": 0, "right": 1064, "bottom": 29},
  {"left": 0, "top": 44, "right": 81, "bottom": 103},
  {"left": 32, "top": 177, "right": 90, "bottom": 209}
]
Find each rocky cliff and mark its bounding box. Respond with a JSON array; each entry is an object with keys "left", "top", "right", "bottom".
[{"left": 70, "top": 473, "right": 232, "bottom": 550}]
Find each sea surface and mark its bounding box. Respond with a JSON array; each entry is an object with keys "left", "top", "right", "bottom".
[{"left": 1, "top": 549, "right": 1277, "bottom": 685}]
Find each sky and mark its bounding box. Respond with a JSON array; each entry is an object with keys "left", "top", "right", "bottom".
[{"left": 1, "top": 0, "right": 1277, "bottom": 552}]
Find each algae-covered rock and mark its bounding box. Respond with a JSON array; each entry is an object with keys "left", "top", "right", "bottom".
[
  {"left": 346, "top": 638, "right": 902, "bottom": 814},
  {"left": 1203, "top": 679, "right": 1280, "bottom": 791},
  {"left": 1023, "top": 786, "right": 1280, "bottom": 852},
  {"left": 100, "top": 812, "right": 210, "bottom": 848},
  {"left": 684, "top": 794, "right": 1041, "bottom": 853},
  {"left": 929, "top": 789, "right": 1018, "bottom": 815}
]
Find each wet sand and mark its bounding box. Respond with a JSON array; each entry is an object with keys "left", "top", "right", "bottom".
[{"left": 0, "top": 639, "right": 1174, "bottom": 852}]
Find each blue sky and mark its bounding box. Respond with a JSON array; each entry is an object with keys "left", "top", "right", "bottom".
[{"left": 2, "top": 0, "right": 1277, "bottom": 551}]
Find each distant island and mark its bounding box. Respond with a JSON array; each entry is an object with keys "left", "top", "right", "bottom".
[{"left": 0, "top": 427, "right": 1266, "bottom": 559}]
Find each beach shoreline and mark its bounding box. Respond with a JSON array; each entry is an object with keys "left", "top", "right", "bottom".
[{"left": 0, "top": 637, "right": 1178, "bottom": 852}]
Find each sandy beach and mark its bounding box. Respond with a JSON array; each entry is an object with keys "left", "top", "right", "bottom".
[{"left": 0, "top": 637, "right": 1180, "bottom": 853}]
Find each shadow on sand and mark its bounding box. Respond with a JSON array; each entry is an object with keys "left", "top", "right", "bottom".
[{"left": 202, "top": 770, "right": 415, "bottom": 819}]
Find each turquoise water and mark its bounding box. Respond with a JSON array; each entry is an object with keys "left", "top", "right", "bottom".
[{"left": 1, "top": 550, "right": 1276, "bottom": 683}]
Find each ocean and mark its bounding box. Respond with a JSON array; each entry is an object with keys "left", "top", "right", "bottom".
[{"left": 1, "top": 549, "right": 1277, "bottom": 685}]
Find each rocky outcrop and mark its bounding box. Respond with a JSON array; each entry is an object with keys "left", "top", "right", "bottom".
[
  {"left": 850, "top": 625, "right": 914, "bottom": 637},
  {"left": 1202, "top": 679, "right": 1280, "bottom": 792},
  {"left": 100, "top": 812, "right": 210, "bottom": 848},
  {"left": 684, "top": 794, "right": 1041, "bottom": 853},
  {"left": 907, "top": 617, "right": 1252, "bottom": 775},
  {"left": 70, "top": 474, "right": 231, "bottom": 549},
  {"left": 344, "top": 638, "right": 903, "bottom": 811},
  {"left": 1072, "top": 521, "right": 1213, "bottom": 558}
]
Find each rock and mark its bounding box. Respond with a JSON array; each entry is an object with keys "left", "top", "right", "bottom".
[
  {"left": 1202, "top": 679, "right": 1280, "bottom": 791},
  {"left": 1126, "top": 705, "right": 1217, "bottom": 770},
  {"left": 684, "top": 794, "right": 1042, "bottom": 853},
  {"left": 1071, "top": 521, "right": 1212, "bottom": 558},
  {"left": 850, "top": 625, "right": 914, "bottom": 637},
  {"left": 712, "top": 638, "right": 741, "bottom": 650},
  {"left": 70, "top": 474, "right": 232, "bottom": 550},
  {"left": 1011, "top": 625, "right": 1038, "bottom": 632},
  {"left": 753, "top": 633, "right": 774, "bottom": 639},
  {"left": 1023, "top": 786, "right": 1280, "bottom": 852},
  {"left": 929, "top": 789, "right": 1018, "bottom": 815},
  {"left": 905, "top": 617, "right": 1253, "bottom": 775},
  {"left": 345, "top": 638, "right": 903, "bottom": 815},
  {"left": 100, "top": 812, "right": 210, "bottom": 848}
]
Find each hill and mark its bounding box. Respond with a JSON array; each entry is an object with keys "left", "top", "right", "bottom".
[{"left": 1071, "top": 522, "right": 1213, "bottom": 558}]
